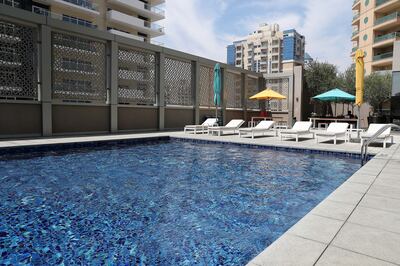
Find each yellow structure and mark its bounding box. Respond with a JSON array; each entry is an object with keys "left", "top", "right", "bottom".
[
  {"left": 351, "top": 0, "right": 400, "bottom": 74},
  {"left": 355, "top": 49, "right": 365, "bottom": 106}
]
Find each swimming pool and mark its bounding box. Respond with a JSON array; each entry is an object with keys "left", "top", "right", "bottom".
[{"left": 0, "top": 139, "right": 360, "bottom": 265}]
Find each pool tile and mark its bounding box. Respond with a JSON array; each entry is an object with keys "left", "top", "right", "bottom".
[
  {"left": 311, "top": 200, "right": 355, "bottom": 221},
  {"left": 316, "top": 246, "right": 395, "bottom": 266},
  {"left": 332, "top": 223, "right": 400, "bottom": 264},
  {"left": 247, "top": 234, "right": 327, "bottom": 266},
  {"left": 287, "top": 214, "right": 344, "bottom": 244}
]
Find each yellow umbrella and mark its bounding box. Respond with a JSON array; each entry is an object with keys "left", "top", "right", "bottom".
[
  {"left": 355, "top": 49, "right": 365, "bottom": 128},
  {"left": 355, "top": 49, "right": 365, "bottom": 106},
  {"left": 249, "top": 88, "right": 286, "bottom": 115},
  {"left": 250, "top": 88, "right": 287, "bottom": 100}
]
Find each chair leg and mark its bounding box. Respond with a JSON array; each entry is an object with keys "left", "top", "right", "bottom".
[
  {"left": 296, "top": 135, "right": 299, "bottom": 142},
  {"left": 252, "top": 132, "right": 254, "bottom": 139},
  {"left": 334, "top": 136, "right": 336, "bottom": 145},
  {"left": 384, "top": 139, "right": 387, "bottom": 148}
]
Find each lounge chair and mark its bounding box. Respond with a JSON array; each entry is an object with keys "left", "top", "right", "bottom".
[
  {"left": 239, "top": 120, "right": 276, "bottom": 139},
  {"left": 184, "top": 118, "right": 217, "bottom": 134},
  {"left": 315, "top": 122, "right": 349, "bottom": 145},
  {"left": 208, "top": 119, "right": 245, "bottom": 136},
  {"left": 360, "top": 123, "right": 393, "bottom": 148},
  {"left": 280, "top": 121, "right": 314, "bottom": 142}
]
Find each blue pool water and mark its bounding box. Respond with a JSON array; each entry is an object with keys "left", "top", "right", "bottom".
[{"left": 0, "top": 139, "right": 360, "bottom": 265}]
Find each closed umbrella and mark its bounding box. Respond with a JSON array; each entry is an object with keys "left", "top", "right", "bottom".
[
  {"left": 213, "top": 63, "right": 221, "bottom": 122},
  {"left": 355, "top": 49, "right": 365, "bottom": 128}
]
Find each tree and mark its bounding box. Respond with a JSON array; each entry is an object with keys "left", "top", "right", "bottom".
[
  {"left": 364, "top": 72, "right": 392, "bottom": 114},
  {"left": 304, "top": 61, "right": 339, "bottom": 96},
  {"left": 337, "top": 65, "right": 356, "bottom": 95}
]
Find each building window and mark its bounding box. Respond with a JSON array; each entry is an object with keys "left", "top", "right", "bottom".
[
  {"left": 364, "top": 17, "right": 368, "bottom": 24},
  {"left": 363, "top": 34, "right": 368, "bottom": 41},
  {"left": 364, "top": 0, "right": 369, "bottom": 6},
  {"left": 0, "top": 0, "right": 21, "bottom": 8}
]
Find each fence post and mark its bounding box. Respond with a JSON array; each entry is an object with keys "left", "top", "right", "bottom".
[
  {"left": 193, "top": 61, "right": 200, "bottom": 124},
  {"left": 242, "top": 73, "right": 247, "bottom": 122},
  {"left": 157, "top": 52, "right": 165, "bottom": 130},
  {"left": 40, "top": 25, "right": 52, "bottom": 137},
  {"left": 110, "top": 41, "right": 118, "bottom": 133}
]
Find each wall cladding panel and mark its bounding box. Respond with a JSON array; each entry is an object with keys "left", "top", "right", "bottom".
[
  {"left": 0, "top": 103, "right": 41, "bottom": 136},
  {"left": 118, "top": 107, "right": 158, "bottom": 131},
  {"left": 52, "top": 105, "right": 109, "bottom": 133},
  {"left": 165, "top": 108, "right": 194, "bottom": 129},
  {"left": 164, "top": 57, "right": 193, "bottom": 106}
]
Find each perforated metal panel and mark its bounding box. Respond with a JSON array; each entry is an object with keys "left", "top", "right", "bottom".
[
  {"left": 246, "top": 77, "right": 259, "bottom": 109},
  {"left": 0, "top": 20, "right": 37, "bottom": 100},
  {"left": 52, "top": 32, "right": 106, "bottom": 102},
  {"left": 225, "top": 71, "right": 242, "bottom": 108},
  {"left": 199, "top": 66, "right": 213, "bottom": 107},
  {"left": 266, "top": 78, "right": 289, "bottom": 111},
  {"left": 118, "top": 48, "right": 156, "bottom": 105},
  {"left": 165, "top": 57, "right": 192, "bottom": 106}
]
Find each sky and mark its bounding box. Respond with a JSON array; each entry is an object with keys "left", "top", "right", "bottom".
[{"left": 156, "top": 0, "right": 353, "bottom": 72}]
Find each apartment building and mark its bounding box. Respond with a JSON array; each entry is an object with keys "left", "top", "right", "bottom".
[
  {"left": 351, "top": 0, "right": 400, "bottom": 74},
  {"left": 0, "top": 0, "right": 165, "bottom": 43},
  {"left": 227, "top": 24, "right": 305, "bottom": 74}
]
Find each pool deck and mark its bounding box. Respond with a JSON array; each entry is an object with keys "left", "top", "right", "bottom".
[{"left": 1, "top": 131, "right": 400, "bottom": 265}]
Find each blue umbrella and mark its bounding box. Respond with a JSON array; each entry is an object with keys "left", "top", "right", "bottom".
[{"left": 213, "top": 63, "right": 221, "bottom": 120}]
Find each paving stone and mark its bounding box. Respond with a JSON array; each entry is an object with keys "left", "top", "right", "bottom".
[{"left": 311, "top": 199, "right": 355, "bottom": 221}]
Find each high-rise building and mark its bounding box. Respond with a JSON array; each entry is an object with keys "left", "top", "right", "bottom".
[
  {"left": 282, "top": 29, "right": 306, "bottom": 71},
  {"left": 226, "top": 44, "right": 235, "bottom": 65},
  {"left": 1, "top": 0, "right": 165, "bottom": 43},
  {"left": 351, "top": 0, "right": 400, "bottom": 74},
  {"left": 227, "top": 23, "right": 305, "bottom": 74}
]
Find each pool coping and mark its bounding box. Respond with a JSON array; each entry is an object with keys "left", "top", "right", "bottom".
[{"left": 0, "top": 132, "right": 399, "bottom": 265}]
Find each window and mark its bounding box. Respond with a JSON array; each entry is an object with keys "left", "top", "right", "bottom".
[{"left": 62, "top": 15, "right": 95, "bottom": 29}]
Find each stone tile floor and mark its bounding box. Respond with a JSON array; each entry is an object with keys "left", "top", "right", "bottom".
[{"left": 1, "top": 130, "right": 400, "bottom": 265}]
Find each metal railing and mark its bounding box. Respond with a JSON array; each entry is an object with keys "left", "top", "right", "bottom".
[
  {"left": 374, "top": 32, "right": 400, "bottom": 43},
  {"left": 62, "top": 0, "right": 97, "bottom": 11},
  {"left": 374, "top": 12, "right": 400, "bottom": 26},
  {"left": 373, "top": 52, "right": 393, "bottom": 61},
  {"left": 361, "top": 124, "right": 400, "bottom": 165},
  {"left": 353, "top": 13, "right": 360, "bottom": 21},
  {"left": 352, "top": 30, "right": 359, "bottom": 37},
  {"left": 376, "top": 0, "right": 390, "bottom": 7}
]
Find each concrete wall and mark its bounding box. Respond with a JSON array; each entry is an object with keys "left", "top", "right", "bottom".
[
  {"left": 165, "top": 108, "right": 194, "bottom": 129},
  {"left": 52, "top": 105, "right": 110, "bottom": 134},
  {"left": 118, "top": 107, "right": 158, "bottom": 131},
  {"left": 0, "top": 103, "right": 42, "bottom": 137}
]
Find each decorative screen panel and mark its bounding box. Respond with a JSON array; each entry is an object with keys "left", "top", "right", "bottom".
[
  {"left": 0, "top": 20, "right": 37, "bottom": 100},
  {"left": 246, "top": 77, "right": 259, "bottom": 109},
  {"left": 199, "top": 66, "right": 213, "bottom": 107},
  {"left": 118, "top": 48, "right": 156, "bottom": 105},
  {"left": 165, "top": 57, "right": 192, "bottom": 106},
  {"left": 52, "top": 32, "right": 106, "bottom": 102},
  {"left": 225, "top": 72, "right": 242, "bottom": 108},
  {"left": 266, "top": 78, "right": 289, "bottom": 111}
]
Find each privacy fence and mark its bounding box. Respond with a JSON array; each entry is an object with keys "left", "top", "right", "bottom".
[{"left": 0, "top": 6, "right": 263, "bottom": 138}]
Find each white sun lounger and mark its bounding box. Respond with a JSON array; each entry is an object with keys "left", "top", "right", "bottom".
[
  {"left": 239, "top": 120, "right": 276, "bottom": 139},
  {"left": 360, "top": 123, "right": 393, "bottom": 148},
  {"left": 315, "top": 122, "right": 349, "bottom": 145},
  {"left": 208, "top": 119, "right": 245, "bottom": 136},
  {"left": 184, "top": 118, "right": 217, "bottom": 134},
  {"left": 280, "top": 121, "right": 314, "bottom": 142}
]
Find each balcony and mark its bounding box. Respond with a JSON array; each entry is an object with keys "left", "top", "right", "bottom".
[
  {"left": 373, "top": 51, "right": 393, "bottom": 62},
  {"left": 375, "top": 0, "right": 400, "bottom": 13},
  {"left": 351, "top": 30, "right": 359, "bottom": 40},
  {"left": 107, "top": 10, "right": 164, "bottom": 37},
  {"left": 374, "top": 12, "right": 400, "bottom": 30},
  {"left": 108, "top": 29, "right": 145, "bottom": 42},
  {"left": 352, "top": 13, "right": 360, "bottom": 25},
  {"left": 373, "top": 32, "right": 400, "bottom": 48},
  {"left": 351, "top": 47, "right": 358, "bottom": 54},
  {"left": 108, "top": 0, "right": 165, "bottom": 22},
  {"left": 352, "top": 0, "right": 360, "bottom": 8},
  {"left": 35, "top": 0, "right": 99, "bottom": 17}
]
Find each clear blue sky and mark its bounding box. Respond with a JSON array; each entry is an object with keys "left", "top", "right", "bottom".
[{"left": 157, "top": 0, "right": 353, "bottom": 71}]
